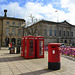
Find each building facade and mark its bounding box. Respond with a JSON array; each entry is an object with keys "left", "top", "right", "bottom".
[
  {"left": 0, "top": 10, "right": 25, "bottom": 46},
  {"left": 24, "top": 20, "right": 75, "bottom": 45}
]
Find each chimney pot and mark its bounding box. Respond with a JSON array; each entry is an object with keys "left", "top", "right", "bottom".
[{"left": 4, "top": 9, "right": 7, "bottom": 17}]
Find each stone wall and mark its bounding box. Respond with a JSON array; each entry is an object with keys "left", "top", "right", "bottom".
[
  {"left": 0, "top": 18, "right": 25, "bottom": 46},
  {"left": 24, "top": 20, "right": 75, "bottom": 45}
]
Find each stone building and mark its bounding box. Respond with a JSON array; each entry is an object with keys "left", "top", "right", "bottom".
[
  {"left": 0, "top": 10, "right": 25, "bottom": 46},
  {"left": 24, "top": 20, "right": 75, "bottom": 45}
]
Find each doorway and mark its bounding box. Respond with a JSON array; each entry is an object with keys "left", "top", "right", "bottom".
[
  {"left": 11, "top": 38, "right": 16, "bottom": 46},
  {"left": 5, "top": 37, "right": 9, "bottom": 47}
]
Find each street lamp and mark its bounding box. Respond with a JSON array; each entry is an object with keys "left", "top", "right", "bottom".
[
  {"left": 55, "top": 10, "right": 59, "bottom": 43},
  {"left": 0, "top": 43, "right": 1, "bottom": 50},
  {"left": 21, "top": 22, "right": 26, "bottom": 36}
]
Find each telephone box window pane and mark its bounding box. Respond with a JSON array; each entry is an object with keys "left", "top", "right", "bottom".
[
  {"left": 25, "top": 40, "right": 27, "bottom": 56},
  {"left": 39, "top": 41, "right": 43, "bottom": 56},
  {"left": 29, "top": 40, "right": 33, "bottom": 56}
]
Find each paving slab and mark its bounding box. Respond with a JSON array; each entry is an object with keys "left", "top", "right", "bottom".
[{"left": 0, "top": 47, "right": 75, "bottom": 75}]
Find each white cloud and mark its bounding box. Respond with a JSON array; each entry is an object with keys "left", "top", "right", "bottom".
[
  {"left": 0, "top": 1, "right": 75, "bottom": 25},
  {"left": 0, "top": 0, "right": 7, "bottom": 3},
  {"left": 61, "top": 0, "right": 75, "bottom": 8},
  {"left": 60, "top": 0, "right": 75, "bottom": 24},
  {"left": 0, "top": 2, "right": 26, "bottom": 18},
  {"left": 24, "top": 2, "right": 60, "bottom": 22}
]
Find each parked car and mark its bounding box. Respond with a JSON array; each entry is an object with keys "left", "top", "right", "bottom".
[{"left": 60, "top": 43, "right": 65, "bottom": 47}]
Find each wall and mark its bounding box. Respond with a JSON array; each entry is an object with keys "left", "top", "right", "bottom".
[
  {"left": 0, "top": 19, "right": 2, "bottom": 45},
  {"left": 2, "top": 18, "right": 24, "bottom": 46}
]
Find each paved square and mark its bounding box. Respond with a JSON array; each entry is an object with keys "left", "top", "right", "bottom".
[{"left": 0, "top": 47, "right": 75, "bottom": 75}]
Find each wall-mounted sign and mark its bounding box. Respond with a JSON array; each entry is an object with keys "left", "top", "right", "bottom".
[{"left": 9, "top": 26, "right": 19, "bottom": 28}]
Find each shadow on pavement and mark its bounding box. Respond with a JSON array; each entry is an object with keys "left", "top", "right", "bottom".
[
  {"left": 0, "top": 56, "right": 31, "bottom": 62},
  {"left": 61, "top": 55, "right": 75, "bottom": 61},
  {"left": 0, "top": 55, "right": 44, "bottom": 62},
  {"left": 19, "top": 69, "right": 54, "bottom": 75},
  {"left": 0, "top": 48, "right": 9, "bottom": 50}
]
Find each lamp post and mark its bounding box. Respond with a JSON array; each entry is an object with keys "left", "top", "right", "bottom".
[
  {"left": 21, "top": 22, "right": 26, "bottom": 36},
  {"left": 0, "top": 43, "right": 1, "bottom": 50},
  {"left": 55, "top": 10, "right": 59, "bottom": 43}
]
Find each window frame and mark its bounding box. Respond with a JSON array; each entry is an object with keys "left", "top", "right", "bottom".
[
  {"left": 6, "top": 21, "right": 9, "bottom": 25},
  {"left": 59, "top": 30, "right": 61, "bottom": 37},
  {"left": 12, "top": 22, "right": 15, "bottom": 25},
  {"left": 49, "top": 29, "right": 52, "bottom": 36},
  {"left": 54, "top": 30, "right": 57, "bottom": 37}
]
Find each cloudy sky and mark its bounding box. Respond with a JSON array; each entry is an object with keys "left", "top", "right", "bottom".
[{"left": 0, "top": 0, "right": 75, "bottom": 25}]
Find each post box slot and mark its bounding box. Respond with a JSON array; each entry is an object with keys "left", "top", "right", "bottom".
[{"left": 52, "top": 46, "right": 56, "bottom": 48}]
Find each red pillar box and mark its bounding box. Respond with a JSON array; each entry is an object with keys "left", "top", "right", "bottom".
[
  {"left": 35, "top": 36, "right": 44, "bottom": 58},
  {"left": 24, "top": 35, "right": 35, "bottom": 59},
  {"left": 48, "top": 43, "right": 61, "bottom": 70},
  {"left": 21, "top": 37, "right": 25, "bottom": 57}
]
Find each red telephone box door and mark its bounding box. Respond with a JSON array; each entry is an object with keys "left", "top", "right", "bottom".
[
  {"left": 35, "top": 36, "right": 44, "bottom": 58},
  {"left": 24, "top": 36, "right": 35, "bottom": 58},
  {"left": 29, "top": 40, "right": 34, "bottom": 56}
]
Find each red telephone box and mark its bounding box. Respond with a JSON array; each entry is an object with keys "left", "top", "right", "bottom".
[
  {"left": 35, "top": 36, "right": 44, "bottom": 58},
  {"left": 24, "top": 35, "right": 35, "bottom": 58},
  {"left": 48, "top": 43, "right": 61, "bottom": 70},
  {"left": 21, "top": 37, "right": 25, "bottom": 57}
]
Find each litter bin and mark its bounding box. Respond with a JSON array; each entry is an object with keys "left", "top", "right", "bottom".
[
  {"left": 16, "top": 46, "right": 20, "bottom": 54},
  {"left": 48, "top": 43, "right": 61, "bottom": 70},
  {"left": 21, "top": 37, "right": 25, "bottom": 57},
  {"left": 10, "top": 47, "right": 15, "bottom": 54},
  {"left": 0, "top": 44, "right": 1, "bottom": 50}
]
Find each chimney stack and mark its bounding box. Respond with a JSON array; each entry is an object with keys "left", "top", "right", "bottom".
[{"left": 4, "top": 9, "right": 7, "bottom": 17}]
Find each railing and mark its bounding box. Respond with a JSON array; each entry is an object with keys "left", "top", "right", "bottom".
[
  {"left": 59, "top": 47, "right": 75, "bottom": 57},
  {"left": 44, "top": 46, "right": 75, "bottom": 57}
]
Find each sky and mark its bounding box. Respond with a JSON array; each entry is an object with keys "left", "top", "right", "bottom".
[{"left": 0, "top": 0, "right": 75, "bottom": 25}]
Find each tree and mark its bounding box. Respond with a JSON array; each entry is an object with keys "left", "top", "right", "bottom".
[{"left": 24, "top": 14, "right": 39, "bottom": 36}]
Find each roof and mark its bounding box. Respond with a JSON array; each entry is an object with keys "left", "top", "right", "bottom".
[
  {"left": 39, "top": 20, "right": 75, "bottom": 26},
  {"left": 0, "top": 16, "right": 25, "bottom": 22},
  {"left": 26, "top": 20, "right": 75, "bottom": 28}
]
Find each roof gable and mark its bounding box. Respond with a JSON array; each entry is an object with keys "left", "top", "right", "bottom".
[{"left": 60, "top": 20, "right": 73, "bottom": 26}]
